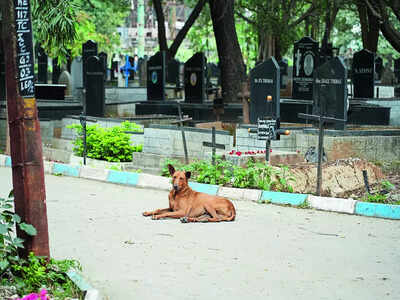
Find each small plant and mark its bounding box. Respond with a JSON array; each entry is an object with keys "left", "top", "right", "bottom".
[
  {"left": 297, "top": 200, "right": 310, "bottom": 209},
  {"left": 380, "top": 180, "right": 395, "bottom": 191},
  {"left": 68, "top": 121, "right": 143, "bottom": 162},
  {"left": 363, "top": 193, "right": 388, "bottom": 204},
  {"left": 0, "top": 190, "right": 83, "bottom": 299}
]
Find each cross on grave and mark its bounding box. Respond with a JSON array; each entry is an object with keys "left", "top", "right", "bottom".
[
  {"left": 298, "top": 112, "right": 346, "bottom": 196},
  {"left": 202, "top": 127, "right": 225, "bottom": 166},
  {"left": 120, "top": 55, "right": 136, "bottom": 87},
  {"left": 170, "top": 101, "right": 192, "bottom": 164}
]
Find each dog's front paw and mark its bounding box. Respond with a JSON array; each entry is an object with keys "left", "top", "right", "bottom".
[
  {"left": 180, "top": 217, "right": 188, "bottom": 223},
  {"left": 152, "top": 215, "right": 160, "bottom": 220}
]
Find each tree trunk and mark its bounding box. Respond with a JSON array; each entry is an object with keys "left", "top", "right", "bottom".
[
  {"left": 356, "top": 0, "right": 379, "bottom": 52},
  {"left": 153, "top": 0, "right": 168, "bottom": 51},
  {"left": 209, "top": 0, "right": 246, "bottom": 103}
]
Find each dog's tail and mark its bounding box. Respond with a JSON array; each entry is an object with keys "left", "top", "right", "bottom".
[{"left": 224, "top": 202, "right": 236, "bottom": 221}]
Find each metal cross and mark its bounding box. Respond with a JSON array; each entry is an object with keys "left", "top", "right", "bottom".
[{"left": 202, "top": 127, "right": 226, "bottom": 165}]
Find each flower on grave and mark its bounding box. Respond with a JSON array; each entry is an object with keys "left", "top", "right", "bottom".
[
  {"left": 270, "top": 149, "right": 272, "bottom": 153},
  {"left": 236, "top": 151, "right": 242, "bottom": 156}
]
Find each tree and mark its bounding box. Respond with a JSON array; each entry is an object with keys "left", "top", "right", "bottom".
[
  {"left": 153, "top": 0, "right": 207, "bottom": 59},
  {"left": 209, "top": 0, "right": 246, "bottom": 103}
]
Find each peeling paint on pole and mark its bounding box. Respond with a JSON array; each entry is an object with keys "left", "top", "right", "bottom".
[{"left": 3, "top": 0, "right": 50, "bottom": 258}]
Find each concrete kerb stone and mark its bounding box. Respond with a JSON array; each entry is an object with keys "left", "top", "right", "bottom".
[
  {"left": 53, "top": 163, "right": 81, "bottom": 177},
  {"left": 80, "top": 166, "right": 109, "bottom": 182},
  {"left": 218, "top": 186, "right": 262, "bottom": 202},
  {"left": 43, "top": 161, "right": 54, "bottom": 174},
  {"left": 137, "top": 173, "right": 171, "bottom": 191},
  {"left": 308, "top": 196, "right": 357, "bottom": 214},
  {"left": 261, "top": 191, "right": 308, "bottom": 206},
  {"left": 106, "top": 170, "right": 139, "bottom": 186},
  {"left": 355, "top": 201, "right": 400, "bottom": 220},
  {"left": 0, "top": 154, "right": 7, "bottom": 167},
  {"left": 188, "top": 182, "right": 219, "bottom": 195}
]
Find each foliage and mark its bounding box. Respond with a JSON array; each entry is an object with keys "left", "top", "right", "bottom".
[
  {"left": 362, "top": 193, "right": 388, "bottom": 204},
  {"left": 0, "top": 190, "right": 82, "bottom": 299},
  {"left": 68, "top": 121, "right": 143, "bottom": 162},
  {"left": 161, "top": 157, "right": 295, "bottom": 192}
]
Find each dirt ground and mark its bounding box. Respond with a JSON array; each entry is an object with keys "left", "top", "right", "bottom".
[{"left": 288, "top": 158, "right": 400, "bottom": 204}]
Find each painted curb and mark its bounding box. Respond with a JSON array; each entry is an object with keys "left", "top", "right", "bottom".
[
  {"left": 218, "top": 186, "right": 262, "bottom": 202},
  {"left": 66, "top": 270, "right": 102, "bottom": 300},
  {"left": 0, "top": 154, "right": 7, "bottom": 167},
  {"left": 137, "top": 173, "right": 171, "bottom": 191},
  {"left": 80, "top": 166, "right": 109, "bottom": 182},
  {"left": 43, "top": 161, "right": 54, "bottom": 175},
  {"left": 189, "top": 182, "right": 219, "bottom": 195},
  {"left": 107, "top": 170, "right": 139, "bottom": 186},
  {"left": 355, "top": 202, "right": 400, "bottom": 219},
  {"left": 53, "top": 163, "right": 80, "bottom": 177},
  {"left": 5, "top": 156, "right": 12, "bottom": 168},
  {"left": 309, "top": 196, "right": 357, "bottom": 214},
  {"left": 261, "top": 191, "right": 307, "bottom": 206}
]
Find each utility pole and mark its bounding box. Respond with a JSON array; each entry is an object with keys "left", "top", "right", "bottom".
[{"left": 3, "top": 0, "right": 50, "bottom": 258}]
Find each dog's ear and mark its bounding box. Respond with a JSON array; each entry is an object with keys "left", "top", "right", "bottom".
[
  {"left": 168, "top": 164, "right": 175, "bottom": 176},
  {"left": 185, "top": 171, "right": 191, "bottom": 179}
]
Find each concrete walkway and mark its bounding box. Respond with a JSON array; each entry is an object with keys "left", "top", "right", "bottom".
[{"left": 0, "top": 167, "right": 399, "bottom": 300}]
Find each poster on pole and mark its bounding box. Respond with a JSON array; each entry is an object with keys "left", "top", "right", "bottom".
[{"left": 13, "top": 0, "right": 35, "bottom": 97}]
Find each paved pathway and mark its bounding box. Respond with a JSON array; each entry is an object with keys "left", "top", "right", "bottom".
[{"left": 1, "top": 167, "right": 399, "bottom": 300}]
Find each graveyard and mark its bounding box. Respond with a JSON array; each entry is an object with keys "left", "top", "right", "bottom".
[{"left": 1, "top": 0, "right": 400, "bottom": 298}]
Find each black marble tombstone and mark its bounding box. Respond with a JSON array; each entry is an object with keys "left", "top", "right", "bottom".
[
  {"left": 37, "top": 46, "right": 48, "bottom": 84},
  {"left": 167, "top": 58, "right": 181, "bottom": 87},
  {"left": 313, "top": 57, "right": 348, "bottom": 130},
  {"left": 395, "top": 58, "right": 400, "bottom": 98},
  {"left": 147, "top": 51, "right": 166, "bottom": 101},
  {"left": 86, "top": 56, "right": 105, "bottom": 117},
  {"left": 375, "top": 56, "right": 383, "bottom": 81},
  {"left": 52, "top": 59, "right": 62, "bottom": 84},
  {"left": 249, "top": 57, "right": 280, "bottom": 124},
  {"left": 184, "top": 52, "right": 206, "bottom": 103},
  {"left": 352, "top": 49, "right": 375, "bottom": 98},
  {"left": 128, "top": 56, "right": 135, "bottom": 80},
  {"left": 139, "top": 56, "right": 148, "bottom": 87},
  {"left": 0, "top": 41, "right": 5, "bottom": 100},
  {"left": 278, "top": 59, "right": 288, "bottom": 89},
  {"left": 111, "top": 54, "right": 118, "bottom": 80},
  {"left": 292, "top": 37, "right": 319, "bottom": 100},
  {"left": 82, "top": 40, "right": 98, "bottom": 87},
  {"left": 206, "top": 63, "right": 221, "bottom": 90},
  {"left": 98, "top": 52, "right": 108, "bottom": 81}
]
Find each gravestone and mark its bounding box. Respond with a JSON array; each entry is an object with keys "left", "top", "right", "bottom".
[
  {"left": 313, "top": 57, "right": 348, "bottom": 130},
  {"left": 0, "top": 42, "right": 5, "bottom": 100},
  {"left": 138, "top": 56, "right": 148, "bottom": 87},
  {"left": 58, "top": 71, "right": 72, "bottom": 96},
  {"left": 206, "top": 63, "right": 221, "bottom": 88},
  {"left": 249, "top": 57, "right": 280, "bottom": 124},
  {"left": 52, "top": 59, "right": 62, "bottom": 84},
  {"left": 395, "top": 58, "right": 400, "bottom": 97},
  {"left": 37, "top": 46, "right": 48, "bottom": 84},
  {"left": 184, "top": 52, "right": 206, "bottom": 103},
  {"left": 85, "top": 56, "right": 105, "bottom": 117},
  {"left": 82, "top": 40, "right": 98, "bottom": 87},
  {"left": 98, "top": 52, "right": 108, "bottom": 81},
  {"left": 375, "top": 56, "right": 383, "bottom": 81},
  {"left": 111, "top": 54, "right": 119, "bottom": 80},
  {"left": 167, "top": 58, "right": 181, "bottom": 87},
  {"left": 147, "top": 51, "right": 166, "bottom": 101},
  {"left": 292, "top": 37, "right": 319, "bottom": 100},
  {"left": 278, "top": 59, "right": 288, "bottom": 89},
  {"left": 71, "top": 57, "right": 83, "bottom": 99},
  {"left": 128, "top": 56, "right": 135, "bottom": 80},
  {"left": 352, "top": 49, "right": 375, "bottom": 98}
]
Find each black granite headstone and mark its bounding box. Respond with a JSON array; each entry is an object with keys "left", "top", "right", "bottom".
[
  {"left": 37, "top": 46, "right": 48, "bottom": 84},
  {"left": 206, "top": 63, "right": 221, "bottom": 89},
  {"left": 292, "top": 37, "right": 319, "bottom": 100},
  {"left": 395, "top": 58, "right": 400, "bottom": 98},
  {"left": 85, "top": 56, "right": 105, "bottom": 117},
  {"left": 128, "top": 56, "right": 135, "bottom": 80},
  {"left": 250, "top": 57, "right": 280, "bottom": 124},
  {"left": 352, "top": 49, "right": 375, "bottom": 98},
  {"left": 98, "top": 52, "right": 108, "bottom": 80},
  {"left": 313, "top": 57, "right": 348, "bottom": 130},
  {"left": 0, "top": 42, "right": 5, "bottom": 100},
  {"left": 167, "top": 59, "right": 181, "bottom": 87},
  {"left": 375, "top": 56, "right": 383, "bottom": 80},
  {"left": 52, "top": 59, "right": 62, "bottom": 84},
  {"left": 82, "top": 40, "right": 98, "bottom": 87},
  {"left": 147, "top": 51, "right": 166, "bottom": 101},
  {"left": 139, "top": 56, "right": 148, "bottom": 87},
  {"left": 184, "top": 52, "right": 206, "bottom": 103},
  {"left": 278, "top": 59, "right": 288, "bottom": 89}
]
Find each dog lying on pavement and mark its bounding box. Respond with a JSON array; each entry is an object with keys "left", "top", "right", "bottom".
[{"left": 142, "top": 164, "right": 236, "bottom": 223}]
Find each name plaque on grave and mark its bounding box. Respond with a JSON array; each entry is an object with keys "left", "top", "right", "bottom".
[
  {"left": 257, "top": 119, "right": 276, "bottom": 141},
  {"left": 14, "top": 0, "right": 35, "bottom": 97}
]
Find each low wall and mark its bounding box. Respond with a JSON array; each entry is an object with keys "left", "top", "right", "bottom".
[
  {"left": 144, "top": 125, "right": 233, "bottom": 159},
  {"left": 366, "top": 99, "right": 400, "bottom": 125}
]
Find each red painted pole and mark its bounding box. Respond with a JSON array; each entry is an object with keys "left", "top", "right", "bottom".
[{"left": 3, "top": 0, "right": 50, "bottom": 258}]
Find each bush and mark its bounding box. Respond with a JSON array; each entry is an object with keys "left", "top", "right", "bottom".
[{"left": 68, "top": 121, "right": 143, "bottom": 162}]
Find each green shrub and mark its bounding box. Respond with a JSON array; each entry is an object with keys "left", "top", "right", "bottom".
[
  {"left": 161, "top": 158, "right": 295, "bottom": 192},
  {"left": 68, "top": 121, "right": 143, "bottom": 162}
]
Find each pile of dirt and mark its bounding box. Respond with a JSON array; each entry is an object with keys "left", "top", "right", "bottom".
[{"left": 288, "top": 158, "right": 385, "bottom": 197}]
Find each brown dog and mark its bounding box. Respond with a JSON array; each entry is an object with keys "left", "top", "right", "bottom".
[{"left": 143, "top": 164, "right": 236, "bottom": 223}]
